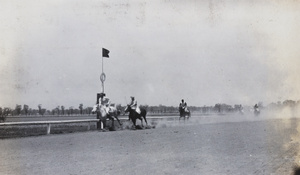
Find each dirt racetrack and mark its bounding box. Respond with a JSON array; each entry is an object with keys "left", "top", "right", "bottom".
[{"left": 1, "top": 114, "right": 300, "bottom": 175}]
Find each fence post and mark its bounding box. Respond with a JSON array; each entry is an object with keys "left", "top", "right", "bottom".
[
  {"left": 47, "top": 123, "right": 51, "bottom": 134},
  {"left": 87, "top": 122, "right": 90, "bottom": 131}
]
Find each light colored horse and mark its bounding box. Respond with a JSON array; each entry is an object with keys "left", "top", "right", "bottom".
[{"left": 92, "top": 104, "right": 122, "bottom": 129}]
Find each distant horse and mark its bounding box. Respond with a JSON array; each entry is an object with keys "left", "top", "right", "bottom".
[
  {"left": 179, "top": 107, "right": 191, "bottom": 120},
  {"left": 124, "top": 105, "right": 148, "bottom": 128},
  {"left": 254, "top": 108, "right": 260, "bottom": 116},
  {"left": 92, "top": 104, "right": 122, "bottom": 129}
]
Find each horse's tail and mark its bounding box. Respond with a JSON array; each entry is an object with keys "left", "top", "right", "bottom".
[
  {"left": 140, "top": 108, "right": 148, "bottom": 125},
  {"left": 141, "top": 108, "right": 147, "bottom": 117}
]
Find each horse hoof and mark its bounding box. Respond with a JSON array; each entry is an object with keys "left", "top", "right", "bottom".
[
  {"left": 109, "top": 127, "right": 116, "bottom": 131},
  {"left": 135, "top": 125, "right": 143, "bottom": 130}
]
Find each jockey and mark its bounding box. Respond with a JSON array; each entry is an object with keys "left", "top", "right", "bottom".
[
  {"left": 239, "top": 104, "right": 244, "bottom": 114},
  {"left": 179, "top": 99, "right": 189, "bottom": 112},
  {"left": 97, "top": 93, "right": 112, "bottom": 114},
  {"left": 97, "top": 93, "right": 105, "bottom": 105},
  {"left": 179, "top": 99, "right": 187, "bottom": 109},
  {"left": 102, "top": 97, "right": 112, "bottom": 114},
  {"left": 129, "top": 96, "right": 141, "bottom": 114}
]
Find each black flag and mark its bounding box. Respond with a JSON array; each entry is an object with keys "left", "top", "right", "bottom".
[{"left": 102, "top": 48, "right": 110, "bottom": 58}]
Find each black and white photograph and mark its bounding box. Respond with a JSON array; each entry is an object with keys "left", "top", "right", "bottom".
[{"left": 1, "top": 0, "right": 300, "bottom": 174}]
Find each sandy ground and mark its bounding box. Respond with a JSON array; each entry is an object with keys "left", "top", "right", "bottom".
[{"left": 1, "top": 113, "right": 300, "bottom": 175}]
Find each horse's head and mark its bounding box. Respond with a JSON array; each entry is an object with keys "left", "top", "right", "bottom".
[
  {"left": 91, "top": 105, "right": 98, "bottom": 114},
  {"left": 124, "top": 105, "right": 131, "bottom": 113},
  {"left": 92, "top": 104, "right": 107, "bottom": 116}
]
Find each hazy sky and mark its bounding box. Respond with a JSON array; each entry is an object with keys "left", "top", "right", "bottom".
[{"left": 1, "top": 0, "right": 300, "bottom": 109}]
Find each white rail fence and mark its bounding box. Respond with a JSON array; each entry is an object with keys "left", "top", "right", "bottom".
[
  {"left": 0, "top": 116, "right": 180, "bottom": 135},
  {"left": 0, "top": 119, "right": 100, "bottom": 135}
]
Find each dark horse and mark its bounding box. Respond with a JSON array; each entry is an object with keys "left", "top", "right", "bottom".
[
  {"left": 254, "top": 108, "right": 260, "bottom": 116},
  {"left": 179, "top": 107, "right": 191, "bottom": 120},
  {"left": 124, "top": 105, "right": 148, "bottom": 128},
  {"left": 92, "top": 104, "right": 122, "bottom": 130}
]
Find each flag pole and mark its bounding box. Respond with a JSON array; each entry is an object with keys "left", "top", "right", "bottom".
[
  {"left": 100, "top": 48, "right": 109, "bottom": 94},
  {"left": 101, "top": 55, "right": 104, "bottom": 93}
]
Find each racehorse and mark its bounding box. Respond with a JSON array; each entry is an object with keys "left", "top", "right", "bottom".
[
  {"left": 254, "top": 108, "right": 260, "bottom": 116},
  {"left": 92, "top": 104, "right": 122, "bottom": 129},
  {"left": 124, "top": 105, "right": 148, "bottom": 128},
  {"left": 179, "top": 107, "right": 191, "bottom": 120}
]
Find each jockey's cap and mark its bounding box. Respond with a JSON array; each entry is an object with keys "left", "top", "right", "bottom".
[{"left": 130, "top": 96, "right": 134, "bottom": 99}]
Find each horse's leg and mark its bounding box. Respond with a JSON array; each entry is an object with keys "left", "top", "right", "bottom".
[
  {"left": 179, "top": 111, "right": 184, "bottom": 120},
  {"left": 115, "top": 115, "right": 122, "bottom": 126},
  {"left": 97, "top": 113, "right": 102, "bottom": 129},
  {"left": 107, "top": 115, "right": 116, "bottom": 131},
  {"left": 102, "top": 118, "right": 107, "bottom": 128},
  {"left": 132, "top": 118, "right": 137, "bottom": 129},
  {"left": 115, "top": 111, "right": 123, "bottom": 126},
  {"left": 141, "top": 111, "right": 148, "bottom": 126},
  {"left": 143, "top": 115, "right": 148, "bottom": 126},
  {"left": 135, "top": 113, "right": 143, "bottom": 127},
  {"left": 111, "top": 118, "right": 115, "bottom": 128},
  {"left": 109, "top": 111, "right": 122, "bottom": 126},
  {"left": 140, "top": 117, "right": 144, "bottom": 127}
]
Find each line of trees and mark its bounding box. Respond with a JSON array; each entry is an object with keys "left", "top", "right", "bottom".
[
  {"left": 0, "top": 104, "right": 95, "bottom": 116},
  {"left": 1, "top": 99, "right": 299, "bottom": 117}
]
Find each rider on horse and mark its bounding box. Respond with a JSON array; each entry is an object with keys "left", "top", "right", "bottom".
[
  {"left": 129, "top": 96, "right": 141, "bottom": 114},
  {"left": 102, "top": 97, "right": 112, "bottom": 113},
  {"left": 254, "top": 103, "right": 260, "bottom": 114},
  {"left": 179, "top": 99, "right": 188, "bottom": 112},
  {"left": 97, "top": 93, "right": 113, "bottom": 115},
  {"left": 179, "top": 99, "right": 191, "bottom": 120}
]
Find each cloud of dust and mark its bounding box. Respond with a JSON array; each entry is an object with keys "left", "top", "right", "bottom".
[
  {"left": 150, "top": 106, "right": 300, "bottom": 130},
  {"left": 263, "top": 105, "right": 300, "bottom": 167}
]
